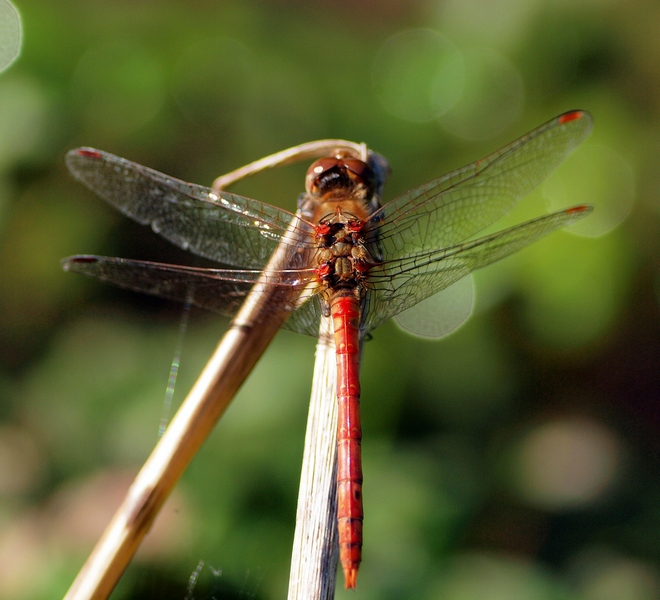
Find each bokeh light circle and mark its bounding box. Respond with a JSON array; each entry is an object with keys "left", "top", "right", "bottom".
[
  {"left": 431, "top": 553, "right": 562, "bottom": 600},
  {"left": 509, "top": 418, "right": 622, "bottom": 510},
  {"left": 171, "top": 38, "right": 252, "bottom": 126},
  {"left": 543, "top": 143, "right": 635, "bottom": 237},
  {"left": 72, "top": 41, "right": 165, "bottom": 139},
  {"left": 373, "top": 29, "right": 464, "bottom": 123},
  {"left": 0, "top": 0, "right": 21, "bottom": 72},
  {"left": 570, "top": 549, "right": 660, "bottom": 600},
  {"left": 437, "top": 47, "right": 524, "bottom": 141},
  {"left": 394, "top": 274, "right": 474, "bottom": 339}
]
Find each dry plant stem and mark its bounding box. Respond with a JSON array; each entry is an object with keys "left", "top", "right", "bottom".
[
  {"left": 63, "top": 216, "right": 307, "bottom": 600},
  {"left": 212, "top": 139, "right": 366, "bottom": 191},
  {"left": 287, "top": 315, "right": 339, "bottom": 600}
]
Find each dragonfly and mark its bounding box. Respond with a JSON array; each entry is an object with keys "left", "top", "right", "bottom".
[{"left": 62, "top": 110, "right": 593, "bottom": 589}]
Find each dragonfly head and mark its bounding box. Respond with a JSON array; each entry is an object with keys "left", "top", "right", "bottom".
[{"left": 305, "top": 152, "right": 377, "bottom": 202}]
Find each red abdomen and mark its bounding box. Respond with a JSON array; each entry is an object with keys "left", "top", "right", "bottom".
[{"left": 331, "top": 293, "right": 363, "bottom": 589}]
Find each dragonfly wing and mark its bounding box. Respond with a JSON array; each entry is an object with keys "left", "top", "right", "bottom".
[
  {"left": 62, "top": 255, "right": 321, "bottom": 336},
  {"left": 367, "top": 111, "right": 593, "bottom": 260},
  {"left": 363, "top": 204, "right": 593, "bottom": 335},
  {"left": 66, "top": 148, "right": 313, "bottom": 269},
  {"left": 282, "top": 293, "right": 324, "bottom": 337}
]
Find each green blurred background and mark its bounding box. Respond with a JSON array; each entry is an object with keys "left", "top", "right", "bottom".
[{"left": 0, "top": 0, "right": 658, "bottom": 598}]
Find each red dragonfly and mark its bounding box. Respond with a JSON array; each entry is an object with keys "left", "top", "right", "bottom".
[{"left": 63, "top": 110, "right": 592, "bottom": 588}]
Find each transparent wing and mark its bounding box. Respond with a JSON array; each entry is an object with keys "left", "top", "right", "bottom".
[
  {"left": 66, "top": 148, "right": 314, "bottom": 269},
  {"left": 62, "top": 255, "right": 323, "bottom": 337},
  {"left": 366, "top": 111, "right": 593, "bottom": 260},
  {"left": 361, "top": 204, "right": 592, "bottom": 334}
]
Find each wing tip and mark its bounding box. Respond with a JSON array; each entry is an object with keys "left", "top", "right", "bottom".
[
  {"left": 65, "top": 148, "right": 106, "bottom": 178},
  {"left": 66, "top": 147, "right": 103, "bottom": 162},
  {"left": 61, "top": 255, "right": 100, "bottom": 271},
  {"left": 558, "top": 110, "right": 593, "bottom": 133},
  {"left": 565, "top": 203, "right": 594, "bottom": 215},
  {"left": 558, "top": 110, "right": 586, "bottom": 124}
]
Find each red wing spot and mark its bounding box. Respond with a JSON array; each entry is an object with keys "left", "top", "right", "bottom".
[
  {"left": 565, "top": 204, "right": 590, "bottom": 214},
  {"left": 558, "top": 111, "right": 584, "bottom": 124},
  {"left": 316, "top": 223, "right": 332, "bottom": 236},
  {"left": 72, "top": 256, "right": 99, "bottom": 263},
  {"left": 76, "top": 148, "right": 103, "bottom": 159}
]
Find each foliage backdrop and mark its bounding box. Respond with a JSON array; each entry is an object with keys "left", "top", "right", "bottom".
[{"left": 0, "top": 1, "right": 658, "bottom": 599}]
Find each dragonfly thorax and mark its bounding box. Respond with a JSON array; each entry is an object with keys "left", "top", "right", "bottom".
[{"left": 314, "top": 218, "right": 375, "bottom": 292}]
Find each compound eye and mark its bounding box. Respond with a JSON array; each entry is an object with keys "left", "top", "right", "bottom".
[
  {"left": 305, "top": 157, "right": 341, "bottom": 193},
  {"left": 342, "top": 158, "right": 374, "bottom": 185},
  {"left": 343, "top": 158, "right": 376, "bottom": 195}
]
